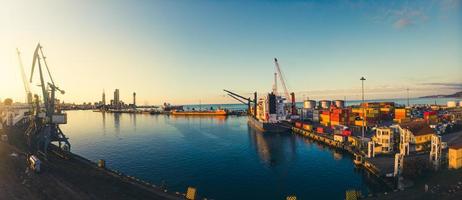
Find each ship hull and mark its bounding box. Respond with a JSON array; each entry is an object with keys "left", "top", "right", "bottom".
[{"left": 247, "top": 116, "right": 291, "bottom": 133}]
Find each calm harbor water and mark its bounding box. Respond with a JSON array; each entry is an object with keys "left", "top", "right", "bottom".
[{"left": 61, "top": 110, "right": 385, "bottom": 200}]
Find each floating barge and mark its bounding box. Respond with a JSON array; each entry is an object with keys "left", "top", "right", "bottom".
[{"left": 171, "top": 109, "right": 227, "bottom": 116}]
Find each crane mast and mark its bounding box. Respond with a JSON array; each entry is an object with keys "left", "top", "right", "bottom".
[{"left": 272, "top": 72, "right": 278, "bottom": 95}]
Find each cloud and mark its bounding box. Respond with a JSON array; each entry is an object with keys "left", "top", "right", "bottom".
[
  {"left": 420, "top": 82, "right": 462, "bottom": 89},
  {"left": 390, "top": 7, "right": 428, "bottom": 29},
  {"left": 393, "top": 18, "right": 412, "bottom": 29},
  {"left": 439, "top": 0, "right": 462, "bottom": 11}
]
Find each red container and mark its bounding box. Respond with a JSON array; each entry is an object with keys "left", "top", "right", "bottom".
[
  {"left": 317, "top": 127, "right": 324, "bottom": 133},
  {"left": 424, "top": 111, "right": 436, "bottom": 117},
  {"left": 342, "top": 130, "right": 351, "bottom": 136},
  {"left": 295, "top": 122, "right": 302, "bottom": 128}
]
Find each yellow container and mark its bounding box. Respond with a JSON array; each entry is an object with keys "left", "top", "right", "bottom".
[
  {"left": 302, "top": 124, "right": 312, "bottom": 131},
  {"left": 355, "top": 120, "right": 365, "bottom": 126},
  {"left": 331, "top": 121, "right": 340, "bottom": 126}
]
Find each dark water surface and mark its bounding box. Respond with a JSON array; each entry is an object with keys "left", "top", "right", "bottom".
[{"left": 61, "top": 111, "right": 384, "bottom": 200}]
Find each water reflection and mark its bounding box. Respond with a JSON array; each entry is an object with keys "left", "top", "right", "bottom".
[
  {"left": 248, "top": 127, "right": 297, "bottom": 167},
  {"left": 129, "top": 113, "right": 137, "bottom": 132},
  {"left": 102, "top": 111, "right": 107, "bottom": 135},
  {"left": 114, "top": 113, "right": 120, "bottom": 137},
  {"left": 333, "top": 151, "right": 343, "bottom": 160}
]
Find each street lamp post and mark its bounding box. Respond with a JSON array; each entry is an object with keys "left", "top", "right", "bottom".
[
  {"left": 360, "top": 77, "right": 366, "bottom": 142},
  {"left": 406, "top": 88, "right": 410, "bottom": 107}
]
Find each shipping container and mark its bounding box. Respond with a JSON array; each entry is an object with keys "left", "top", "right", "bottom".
[
  {"left": 295, "top": 122, "right": 302, "bottom": 128},
  {"left": 302, "top": 124, "right": 313, "bottom": 131},
  {"left": 317, "top": 127, "right": 324, "bottom": 133},
  {"left": 342, "top": 130, "right": 352, "bottom": 136}
]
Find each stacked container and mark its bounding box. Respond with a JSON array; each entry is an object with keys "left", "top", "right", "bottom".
[
  {"left": 330, "top": 108, "right": 350, "bottom": 126},
  {"left": 320, "top": 110, "right": 330, "bottom": 126},
  {"left": 395, "top": 108, "right": 409, "bottom": 121},
  {"left": 424, "top": 111, "right": 438, "bottom": 124},
  {"left": 312, "top": 110, "right": 320, "bottom": 122}
]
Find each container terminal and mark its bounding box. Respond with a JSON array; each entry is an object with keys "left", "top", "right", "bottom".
[
  {"left": 1, "top": 46, "right": 462, "bottom": 199},
  {"left": 222, "top": 58, "right": 462, "bottom": 199}
]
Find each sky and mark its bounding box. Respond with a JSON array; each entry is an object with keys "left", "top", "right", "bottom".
[{"left": 0, "top": 0, "right": 461, "bottom": 105}]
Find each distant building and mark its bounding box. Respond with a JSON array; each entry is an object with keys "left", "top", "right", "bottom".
[
  {"left": 398, "top": 120, "right": 436, "bottom": 152},
  {"left": 448, "top": 142, "right": 462, "bottom": 169},
  {"left": 133, "top": 92, "right": 136, "bottom": 106},
  {"left": 102, "top": 90, "right": 106, "bottom": 105},
  {"left": 114, "top": 89, "right": 120, "bottom": 108}
]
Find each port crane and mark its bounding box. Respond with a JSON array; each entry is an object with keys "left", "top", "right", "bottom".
[
  {"left": 25, "top": 43, "right": 71, "bottom": 158},
  {"left": 223, "top": 90, "right": 257, "bottom": 116},
  {"left": 273, "top": 58, "right": 296, "bottom": 115},
  {"left": 1, "top": 49, "right": 33, "bottom": 128}
]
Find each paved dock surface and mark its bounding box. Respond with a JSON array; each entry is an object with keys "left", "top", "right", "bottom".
[{"left": 0, "top": 141, "right": 183, "bottom": 200}]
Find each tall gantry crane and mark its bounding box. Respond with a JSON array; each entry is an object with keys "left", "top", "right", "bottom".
[
  {"left": 25, "top": 43, "right": 70, "bottom": 158},
  {"left": 273, "top": 58, "right": 296, "bottom": 115}
]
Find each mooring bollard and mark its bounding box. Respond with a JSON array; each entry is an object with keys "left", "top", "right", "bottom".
[
  {"left": 98, "top": 159, "right": 106, "bottom": 168},
  {"left": 186, "top": 187, "right": 197, "bottom": 200}
]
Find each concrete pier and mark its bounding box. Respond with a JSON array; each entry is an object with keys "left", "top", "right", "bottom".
[{"left": 0, "top": 138, "right": 184, "bottom": 200}]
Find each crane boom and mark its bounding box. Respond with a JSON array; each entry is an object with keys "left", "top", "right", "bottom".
[
  {"left": 274, "top": 58, "right": 290, "bottom": 100},
  {"left": 17, "top": 48, "right": 32, "bottom": 103}
]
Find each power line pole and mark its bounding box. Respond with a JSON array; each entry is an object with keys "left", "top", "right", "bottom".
[{"left": 360, "top": 77, "right": 366, "bottom": 141}]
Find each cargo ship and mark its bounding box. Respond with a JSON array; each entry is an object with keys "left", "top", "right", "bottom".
[
  {"left": 224, "top": 58, "right": 297, "bottom": 133},
  {"left": 247, "top": 92, "right": 292, "bottom": 133},
  {"left": 171, "top": 109, "right": 227, "bottom": 116}
]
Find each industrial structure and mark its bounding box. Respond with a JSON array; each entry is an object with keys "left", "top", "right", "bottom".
[{"left": 25, "top": 43, "right": 71, "bottom": 157}]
